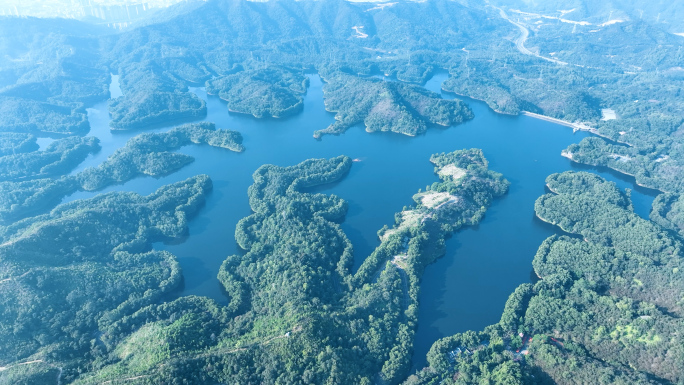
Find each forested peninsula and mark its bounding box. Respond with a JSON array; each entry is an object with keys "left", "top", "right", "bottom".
[
  {"left": 0, "top": 122, "right": 242, "bottom": 224},
  {"left": 0, "top": 150, "right": 508, "bottom": 384},
  {"left": 407, "top": 172, "right": 683, "bottom": 385},
  {"left": 206, "top": 67, "right": 309, "bottom": 118},
  {"left": 315, "top": 72, "right": 473, "bottom": 138}
]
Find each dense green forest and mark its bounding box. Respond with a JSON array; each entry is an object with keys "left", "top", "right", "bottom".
[
  {"left": 206, "top": 67, "right": 309, "bottom": 118},
  {"left": 408, "top": 172, "right": 683, "bottom": 384},
  {"left": 0, "top": 122, "right": 242, "bottom": 224},
  {"left": 315, "top": 72, "right": 473, "bottom": 138},
  {"left": 0, "top": 0, "right": 683, "bottom": 383},
  {"left": 0, "top": 136, "right": 99, "bottom": 182},
  {"left": 564, "top": 136, "right": 684, "bottom": 193},
  {"left": 0, "top": 175, "right": 211, "bottom": 384},
  {"left": 651, "top": 192, "right": 684, "bottom": 238},
  {"left": 0, "top": 96, "right": 91, "bottom": 135},
  {"left": 0, "top": 17, "right": 108, "bottom": 135},
  {"left": 109, "top": 91, "right": 207, "bottom": 131},
  {"left": 107, "top": 62, "right": 208, "bottom": 130},
  {"left": 0, "top": 151, "right": 507, "bottom": 384},
  {"left": 0, "top": 133, "right": 39, "bottom": 156}
]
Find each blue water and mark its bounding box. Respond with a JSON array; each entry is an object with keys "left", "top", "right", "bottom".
[{"left": 62, "top": 72, "right": 659, "bottom": 368}]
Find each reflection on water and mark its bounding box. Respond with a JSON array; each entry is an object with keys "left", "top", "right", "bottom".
[{"left": 66, "top": 72, "right": 659, "bottom": 368}]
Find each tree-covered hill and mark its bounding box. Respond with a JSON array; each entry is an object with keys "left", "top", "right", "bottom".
[
  {"left": 0, "top": 175, "right": 212, "bottom": 384},
  {"left": 408, "top": 171, "right": 684, "bottom": 385},
  {"left": 0, "top": 1, "right": 682, "bottom": 383},
  {"left": 205, "top": 67, "right": 309, "bottom": 118},
  {"left": 0, "top": 150, "right": 507, "bottom": 384},
  {"left": 315, "top": 72, "right": 473, "bottom": 138},
  {"left": 0, "top": 122, "right": 242, "bottom": 224}
]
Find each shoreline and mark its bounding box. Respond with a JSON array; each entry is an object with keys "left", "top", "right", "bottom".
[
  {"left": 441, "top": 87, "right": 516, "bottom": 115},
  {"left": 535, "top": 212, "right": 577, "bottom": 236},
  {"left": 561, "top": 152, "right": 664, "bottom": 193},
  {"left": 521, "top": 111, "right": 635, "bottom": 147}
]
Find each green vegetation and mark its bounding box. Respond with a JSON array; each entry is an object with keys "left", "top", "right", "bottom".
[
  {"left": 0, "top": 123, "right": 242, "bottom": 223},
  {"left": 0, "top": 136, "right": 99, "bottom": 182},
  {"left": 0, "top": 177, "right": 81, "bottom": 224},
  {"left": 0, "top": 133, "right": 38, "bottom": 156},
  {"left": 0, "top": 17, "right": 108, "bottom": 135},
  {"left": 9, "top": 150, "right": 505, "bottom": 384},
  {"left": 564, "top": 136, "right": 684, "bottom": 193},
  {"left": 0, "top": 0, "right": 682, "bottom": 383},
  {"left": 315, "top": 72, "right": 473, "bottom": 138},
  {"left": 0, "top": 175, "right": 211, "bottom": 384},
  {"left": 1, "top": 0, "right": 681, "bottom": 196},
  {"left": 0, "top": 96, "right": 90, "bottom": 135},
  {"left": 651, "top": 192, "right": 684, "bottom": 238},
  {"left": 206, "top": 67, "right": 309, "bottom": 118},
  {"left": 107, "top": 63, "right": 208, "bottom": 131},
  {"left": 410, "top": 171, "right": 684, "bottom": 385},
  {"left": 77, "top": 122, "right": 243, "bottom": 190},
  {"left": 109, "top": 92, "right": 206, "bottom": 131}
]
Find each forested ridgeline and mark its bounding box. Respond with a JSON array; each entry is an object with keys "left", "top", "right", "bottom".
[
  {"left": 206, "top": 66, "right": 309, "bottom": 118},
  {"left": 108, "top": 63, "right": 207, "bottom": 131},
  {"left": 314, "top": 72, "right": 473, "bottom": 138},
  {"left": 0, "top": 136, "right": 99, "bottom": 182},
  {"left": 0, "top": 132, "right": 39, "bottom": 156},
  {"left": 2, "top": 0, "right": 682, "bottom": 193},
  {"left": 0, "top": 175, "right": 211, "bottom": 384},
  {"left": 0, "top": 18, "right": 109, "bottom": 135},
  {"left": 409, "top": 171, "right": 684, "bottom": 385},
  {"left": 25, "top": 150, "right": 506, "bottom": 384},
  {"left": 0, "top": 122, "right": 242, "bottom": 224}
]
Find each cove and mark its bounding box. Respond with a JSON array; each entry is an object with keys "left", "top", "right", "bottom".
[{"left": 62, "top": 72, "right": 659, "bottom": 369}]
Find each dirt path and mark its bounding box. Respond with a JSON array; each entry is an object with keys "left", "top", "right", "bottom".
[
  {"left": 0, "top": 359, "right": 44, "bottom": 372},
  {"left": 102, "top": 375, "right": 149, "bottom": 384},
  {"left": 0, "top": 225, "right": 43, "bottom": 248},
  {"left": 352, "top": 26, "right": 368, "bottom": 38},
  {"left": 0, "top": 271, "right": 31, "bottom": 284}
]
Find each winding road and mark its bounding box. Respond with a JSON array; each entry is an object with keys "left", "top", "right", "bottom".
[{"left": 496, "top": 7, "right": 568, "bottom": 65}]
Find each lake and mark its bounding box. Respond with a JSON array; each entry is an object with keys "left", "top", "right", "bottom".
[{"left": 58, "top": 72, "right": 660, "bottom": 369}]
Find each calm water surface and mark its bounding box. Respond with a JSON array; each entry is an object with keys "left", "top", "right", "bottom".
[{"left": 63, "top": 72, "right": 659, "bottom": 368}]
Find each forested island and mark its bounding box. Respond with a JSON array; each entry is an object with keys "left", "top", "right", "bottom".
[
  {"left": 109, "top": 91, "right": 207, "bottom": 131},
  {"left": 107, "top": 63, "right": 208, "bottom": 131}
]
